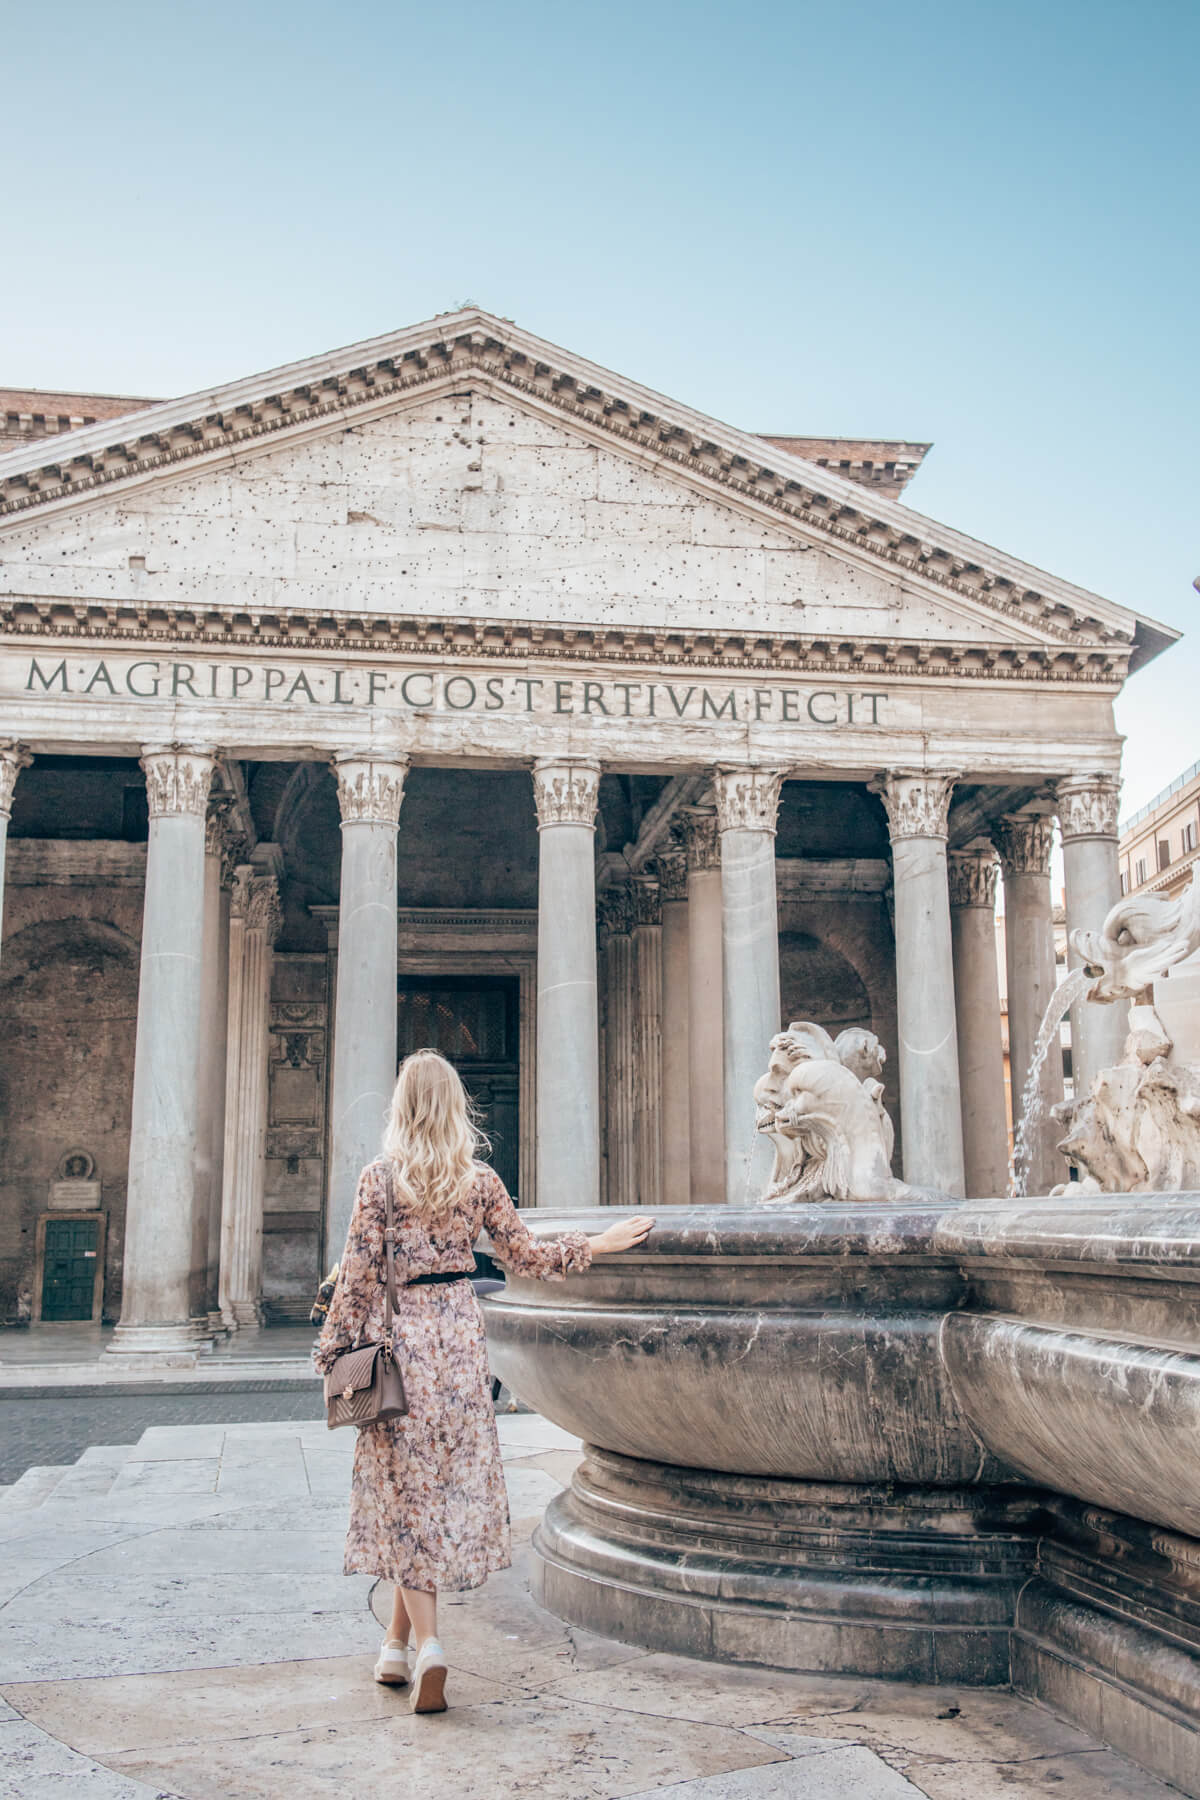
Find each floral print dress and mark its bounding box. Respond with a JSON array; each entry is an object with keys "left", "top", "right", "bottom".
[{"left": 314, "top": 1160, "right": 591, "bottom": 1592}]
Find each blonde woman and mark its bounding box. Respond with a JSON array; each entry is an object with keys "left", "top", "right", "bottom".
[{"left": 314, "top": 1048, "right": 653, "bottom": 1713}]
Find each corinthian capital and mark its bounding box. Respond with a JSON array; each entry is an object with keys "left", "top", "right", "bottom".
[
  {"left": 231, "top": 866, "right": 283, "bottom": 942},
  {"left": 871, "top": 771, "right": 957, "bottom": 842},
  {"left": 141, "top": 745, "right": 217, "bottom": 820},
  {"left": 993, "top": 813, "right": 1054, "bottom": 877},
  {"left": 713, "top": 766, "right": 785, "bottom": 834},
  {"left": 598, "top": 885, "right": 634, "bottom": 937},
  {"left": 532, "top": 758, "right": 601, "bottom": 828},
  {"left": 1051, "top": 773, "right": 1121, "bottom": 842},
  {"left": 332, "top": 750, "right": 408, "bottom": 826},
  {"left": 681, "top": 808, "right": 720, "bottom": 872},
  {"left": 947, "top": 846, "right": 1000, "bottom": 909},
  {"left": 630, "top": 876, "right": 662, "bottom": 927},
  {"left": 654, "top": 847, "right": 688, "bottom": 902},
  {"left": 0, "top": 742, "right": 33, "bottom": 821}
]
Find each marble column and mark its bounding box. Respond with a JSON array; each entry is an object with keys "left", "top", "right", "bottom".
[
  {"left": 631, "top": 875, "right": 664, "bottom": 1209},
  {"left": 533, "top": 758, "right": 602, "bottom": 1210},
  {"left": 0, "top": 742, "right": 32, "bottom": 954},
  {"left": 873, "top": 773, "right": 965, "bottom": 1196},
  {"left": 109, "top": 746, "right": 216, "bottom": 1355},
  {"left": 948, "top": 847, "right": 1010, "bottom": 1199},
  {"left": 1052, "top": 773, "right": 1127, "bottom": 1096},
  {"left": 218, "top": 855, "right": 282, "bottom": 1329},
  {"left": 683, "top": 809, "right": 725, "bottom": 1207},
  {"left": 600, "top": 887, "right": 635, "bottom": 1207},
  {"left": 194, "top": 805, "right": 237, "bottom": 1330},
  {"left": 715, "top": 768, "right": 785, "bottom": 1205},
  {"left": 993, "top": 813, "right": 1064, "bottom": 1194},
  {"left": 656, "top": 848, "right": 691, "bottom": 1209},
  {"left": 326, "top": 750, "right": 407, "bottom": 1259}
]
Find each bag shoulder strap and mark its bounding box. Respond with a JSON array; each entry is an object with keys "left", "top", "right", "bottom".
[{"left": 382, "top": 1163, "right": 399, "bottom": 1337}]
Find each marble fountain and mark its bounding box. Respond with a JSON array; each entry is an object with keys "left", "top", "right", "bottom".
[{"left": 483, "top": 873, "right": 1200, "bottom": 1797}]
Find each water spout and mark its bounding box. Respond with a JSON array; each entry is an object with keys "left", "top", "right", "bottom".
[{"left": 1010, "top": 965, "right": 1092, "bottom": 1197}]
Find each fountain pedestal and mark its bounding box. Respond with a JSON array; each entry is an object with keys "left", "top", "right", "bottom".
[{"left": 484, "top": 1201, "right": 1200, "bottom": 1798}]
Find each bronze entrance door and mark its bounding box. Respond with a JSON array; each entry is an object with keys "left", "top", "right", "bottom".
[
  {"left": 40, "top": 1215, "right": 102, "bottom": 1321},
  {"left": 396, "top": 975, "right": 521, "bottom": 1200}
]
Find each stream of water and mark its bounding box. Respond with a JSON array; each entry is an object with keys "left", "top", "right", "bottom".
[{"left": 1009, "top": 964, "right": 1091, "bottom": 1197}]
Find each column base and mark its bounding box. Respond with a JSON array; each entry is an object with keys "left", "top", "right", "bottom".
[
  {"left": 533, "top": 1447, "right": 1040, "bottom": 1685},
  {"left": 220, "top": 1300, "right": 265, "bottom": 1331},
  {"left": 105, "top": 1319, "right": 211, "bottom": 1359}
]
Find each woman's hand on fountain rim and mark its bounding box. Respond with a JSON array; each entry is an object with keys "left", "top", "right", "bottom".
[{"left": 588, "top": 1215, "right": 655, "bottom": 1254}]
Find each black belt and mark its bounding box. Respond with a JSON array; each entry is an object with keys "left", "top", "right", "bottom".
[{"left": 406, "top": 1270, "right": 474, "bottom": 1288}]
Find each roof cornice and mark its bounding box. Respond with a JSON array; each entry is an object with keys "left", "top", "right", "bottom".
[
  {"left": 0, "top": 308, "right": 1177, "bottom": 670},
  {"left": 0, "top": 596, "right": 1129, "bottom": 685}
]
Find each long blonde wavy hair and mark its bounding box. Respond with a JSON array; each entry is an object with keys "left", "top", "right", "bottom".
[{"left": 382, "top": 1050, "right": 487, "bottom": 1222}]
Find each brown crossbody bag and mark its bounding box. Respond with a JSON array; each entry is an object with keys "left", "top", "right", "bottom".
[{"left": 323, "top": 1166, "right": 409, "bottom": 1430}]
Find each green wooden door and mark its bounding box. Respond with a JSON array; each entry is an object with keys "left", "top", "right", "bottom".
[{"left": 41, "top": 1217, "right": 100, "bottom": 1321}]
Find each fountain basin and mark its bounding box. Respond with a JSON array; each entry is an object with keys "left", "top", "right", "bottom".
[{"left": 484, "top": 1198, "right": 1200, "bottom": 1796}]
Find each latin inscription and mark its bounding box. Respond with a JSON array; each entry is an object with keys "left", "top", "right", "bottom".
[{"left": 22, "top": 656, "right": 889, "bottom": 727}]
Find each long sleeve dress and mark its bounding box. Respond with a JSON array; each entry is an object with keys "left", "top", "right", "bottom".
[{"left": 314, "top": 1159, "right": 591, "bottom": 1591}]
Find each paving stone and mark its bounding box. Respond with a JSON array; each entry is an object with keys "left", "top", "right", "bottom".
[
  {"left": 0, "top": 1717, "right": 176, "bottom": 1799},
  {"left": 108, "top": 1459, "right": 219, "bottom": 1497},
  {"left": 622, "top": 1745, "right": 925, "bottom": 1798}
]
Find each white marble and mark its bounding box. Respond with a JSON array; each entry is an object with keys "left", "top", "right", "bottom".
[{"left": 948, "top": 849, "right": 1010, "bottom": 1198}]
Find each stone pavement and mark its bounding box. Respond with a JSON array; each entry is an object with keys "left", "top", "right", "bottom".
[{"left": 0, "top": 1414, "right": 1183, "bottom": 1800}]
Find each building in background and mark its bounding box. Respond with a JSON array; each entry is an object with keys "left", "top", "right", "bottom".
[{"left": 1119, "top": 760, "right": 1200, "bottom": 900}]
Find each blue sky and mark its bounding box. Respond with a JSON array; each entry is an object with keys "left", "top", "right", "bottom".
[{"left": 4, "top": 0, "right": 1196, "bottom": 814}]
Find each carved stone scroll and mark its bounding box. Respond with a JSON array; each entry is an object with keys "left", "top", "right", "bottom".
[{"left": 532, "top": 758, "right": 601, "bottom": 828}]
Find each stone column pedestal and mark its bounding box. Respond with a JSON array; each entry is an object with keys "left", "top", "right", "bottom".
[
  {"left": 599, "top": 888, "right": 635, "bottom": 1207},
  {"left": 533, "top": 759, "right": 602, "bottom": 1209},
  {"left": 994, "top": 814, "right": 1064, "bottom": 1194},
  {"left": 656, "top": 849, "right": 691, "bottom": 1209},
  {"left": 325, "top": 750, "right": 407, "bottom": 1260},
  {"left": 874, "top": 772, "right": 965, "bottom": 1196},
  {"left": 0, "top": 743, "right": 32, "bottom": 956},
  {"left": 683, "top": 810, "right": 724, "bottom": 1207},
  {"left": 948, "top": 848, "right": 1010, "bottom": 1198},
  {"left": 218, "top": 854, "right": 282, "bottom": 1330},
  {"left": 109, "top": 746, "right": 216, "bottom": 1356},
  {"left": 1053, "top": 774, "right": 1126, "bottom": 1096},
  {"left": 715, "top": 768, "right": 785, "bottom": 1205}
]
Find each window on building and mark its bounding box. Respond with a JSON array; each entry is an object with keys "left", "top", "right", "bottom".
[
  {"left": 1136, "top": 857, "right": 1148, "bottom": 886},
  {"left": 1120, "top": 870, "right": 1129, "bottom": 895},
  {"left": 1184, "top": 821, "right": 1197, "bottom": 854},
  {"left": 1159, "top": 839, "right": 1172, "bottom": 870}
]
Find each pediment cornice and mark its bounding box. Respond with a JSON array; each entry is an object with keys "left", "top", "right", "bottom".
[
  {"left": 0, "top": 596, "right": 1129, "bottom": 684},
  {"left": 0, "top": 308, "right": 1174, "bottom": 670}
]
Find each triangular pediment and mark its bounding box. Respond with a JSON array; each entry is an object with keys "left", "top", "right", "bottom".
[{"left": 0, "top": 308, "right": 1175, "bottom": 675}]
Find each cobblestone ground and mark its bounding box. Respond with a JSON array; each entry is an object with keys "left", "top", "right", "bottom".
[{"left": 0, "top": 1391, "right": 325, "bottom": 1484}]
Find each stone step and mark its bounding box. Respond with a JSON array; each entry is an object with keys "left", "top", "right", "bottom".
[
  {"left": 0, "top": 1441, "right": 138, "bottom": 1513},
  {"left": 0, "top": 1463, "right": 73, "bottom": 1510}
]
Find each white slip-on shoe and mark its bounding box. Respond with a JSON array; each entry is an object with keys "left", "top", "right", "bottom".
[
  {"left": 409, "top": 1637, "right": 448, "bottom": 1713},
  {"left": 373, "top": 1636, "right": 412, "bottom": 1686}
]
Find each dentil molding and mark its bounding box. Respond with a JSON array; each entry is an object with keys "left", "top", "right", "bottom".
[
  {"left": 532, "top": 759, "right": 601, "bottom": 828},
  {"left": 872, "top": 771, "right": 958, "bottom": 841}
]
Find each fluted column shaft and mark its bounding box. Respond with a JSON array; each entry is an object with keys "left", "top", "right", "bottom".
[
  {"left": 1053, "top": 774, "right": 1126, "bottom": 1095},
  {"left": 948, "top": 848, "right": 1010, "bottom": 1198},
  {"left": 716, "top": 769, "right": 785, "bottom": 1205},
  {"left": 326, "top": 751, "right": 407, "bottom": 1258},
  {"left": 657, "top": 850, "right": 691, "bottom": 1209},
  {"left": 0, "top": 743, "right": 32, "bottom": 958},
  {"left": 631, "top": 877, "right": 664, "bottom": 1209},
  {"left": 109, "top": 747, "right": 216, "bottom": 1354},
  {"left": 195, "top": 810, "right": 235, "bottom": 1327},
  {"left": 875, "top": 773, "right": 965, "bottom": 1196},
  {"left": 684, "top": 811, "right": 724, "bottom": 1206},
  {"left": 600, "top": 890, "right": 635, "bottom": 1206},
  {"left": 994, "top": 814, "right": 1064, "bottom": 1194},
  {"left": 219, "top": 859, "right": 282, "bottom": 1329},
  {"left": 533, "top": 760, "right": 602, "bottom": 1209}
]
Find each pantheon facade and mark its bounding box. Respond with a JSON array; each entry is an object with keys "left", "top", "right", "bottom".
[{"left": 0, "top": 310, "right": 1175, "bottom": 1352}]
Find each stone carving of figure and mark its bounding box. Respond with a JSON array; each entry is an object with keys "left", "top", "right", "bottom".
[
  {"left": 1052, "top": 1003, "right": 1200, "bottom": 1195},
  {"left": 1073, "top": 865, "right": 1200, "bottom": 1002},
  {"left": 753, "top": 1022, "right": 915, "bottom": 1205}
]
